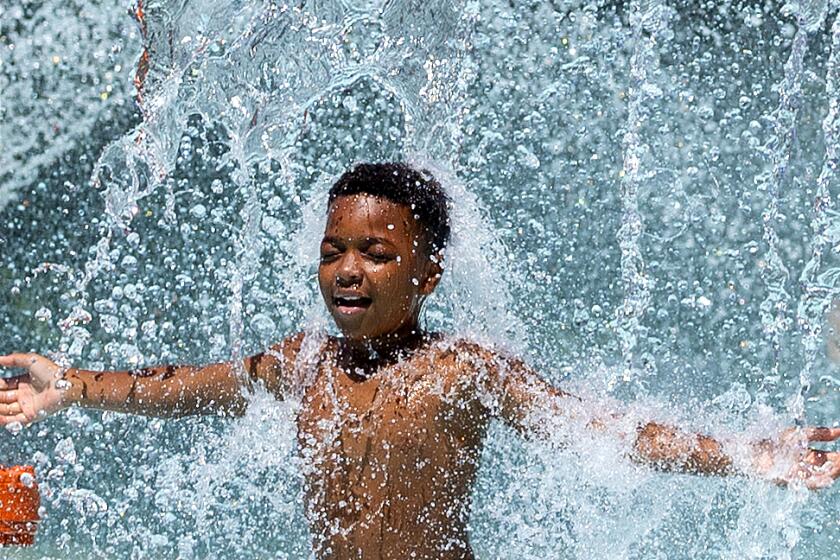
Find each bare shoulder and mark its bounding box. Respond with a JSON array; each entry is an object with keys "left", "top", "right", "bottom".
[
  {"left": 429, "top": 336, "right": 523, "bottom": 368},
  {"left": 266, "top": 331, "right": 308, "bottom": 364},
  {"left": 424, "top": 335, "right": 522, "bottom": 385},
  {"left": 426, "top": 336, "right": 550, "bottom": 402},
  {"left": 254, "top": 331, "right": 330, "bottom": 399}
]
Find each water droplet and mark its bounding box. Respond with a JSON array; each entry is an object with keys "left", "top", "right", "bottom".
[
  {"left": 387, "top": 223, "right": 395, "bottom": 230},
  {"left": 342, "top": 96, "right": 358, "bottom": 112},
  {"left": 62, "top": 488, "right": 108, "bottom": 514},
  {"left": 19, "top": 472, "right": 35, "bottom": 488},
  {"left": 55, "top": 437, "right": 77, "bottom": 464},
  {"left": 190, "top": 204, "right": 207, "bottom": 219},
  {"left": 5, "top": 422, "right": 23, "bottom": 435},
  {"left": 267, "top": 195, "right": 283, "bottom": 211},
  {"left": 32, "top": 452, "right": 49, "bottom": 468},
  {"left": 712, "top": 382, "right": 752, "bottom": 412},
  {"left": 141, "top": 320, "right": 157, "bottom": 338},
  {"left": 696, "top": 105, "right": 714, "bottom": 120},
  {"left": 516, "top": 145, "right": 540, "bottom": 169},
  {"left": 121, "top": 255, "right": 138, "bottom": 269},
  {"left": 35, "top": 307, "right": 52, "bottom": 322},
  {"left": 250, "top": 313, "right": 276, "bottom": 339}
]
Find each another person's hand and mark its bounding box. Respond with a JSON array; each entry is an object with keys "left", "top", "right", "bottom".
[
  {"left": 752, "top": 427, "right": 840, "bottom": 490},
  {"left": 0, "top": 353, "right": 66, "bottom": 427}
]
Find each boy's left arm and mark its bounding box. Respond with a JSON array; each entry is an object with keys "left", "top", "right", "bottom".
[
  {"left": 474, "top": 346, "right": 840, "bottom": 489},
  {"left": 631, "top": 421, "right": 840, "bottom": 488}
]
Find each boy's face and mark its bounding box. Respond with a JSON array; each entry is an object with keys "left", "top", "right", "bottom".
[{"left": 319, "top": 194, "right": 441, "bottom": 341}]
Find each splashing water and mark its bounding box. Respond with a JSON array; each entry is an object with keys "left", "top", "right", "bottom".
[
  {"left": 611, "top": 0, "right": 669, "bottom": 392},
  {"left": 2, "top": 0, "right": 840, "bottom": 558}
]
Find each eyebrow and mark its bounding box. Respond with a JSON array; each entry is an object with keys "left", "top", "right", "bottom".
[
  {"left": 321, "top": 236, "right": 396, "bottom": 246},
  {"left": 365, "top": 236, "right": 396, "bottom": 246}
]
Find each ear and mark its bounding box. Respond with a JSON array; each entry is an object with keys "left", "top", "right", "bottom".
[{"left": 419, "top": 251, "right": 444, "bottom": 296}]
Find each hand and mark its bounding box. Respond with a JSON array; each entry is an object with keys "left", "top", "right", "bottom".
[
  {"left": 0, "top": 353, "right": 66, "bottom": 427},
  {"left": 752, "top": 426, "right": 840, "bottom": 490}
]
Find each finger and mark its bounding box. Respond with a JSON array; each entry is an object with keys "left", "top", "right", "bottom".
[
  {"left": 806, "top": 427, "right": 840, "bottom": 442},
  {"left": 0, "top": 402, "right": 22, "bottom": 416},
  {"left": 0, "top": 390, "right": 18, "bottom": 405},
  {"left": 805, "top": 474, "right": 833, "bottom": 490},
  {"left": 0, "top": 412, "right": 28, "bottom": 427},
  {"left": 0, "top": 354, "right": 35, "bottom": 369},
  {"left": 803, "top": 448, "right": 829, "bottom": 467},
  {"left": 0, "top": 377, "right": 20, "bottom": 391},
  {"left": 825, "top": 455, "right": 840, "bottom": 479}
]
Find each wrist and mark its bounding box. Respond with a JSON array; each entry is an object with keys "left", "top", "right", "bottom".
[
  {"left": 749, "top": 439, "right": 773, "bottom": 475},
  {"left": 748, "top": 436, "right": 801, "bottom": 483},
  {"left": 56, "top": 368, "right": 84, "bottom": 409}
]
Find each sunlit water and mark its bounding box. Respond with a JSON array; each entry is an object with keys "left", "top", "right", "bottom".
[{"left": 1, "top": 0, "right": 839, "bottom": 557}]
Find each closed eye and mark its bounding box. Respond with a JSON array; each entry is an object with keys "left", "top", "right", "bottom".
[
  {"left": 320, "top": 250, "right": 341, "bottom": 263},
  {"left": 320, "top": 237, "right": 344, "bottom": 263},
  {"left": 365, "top": 251, "right": 393, "bottom": 263}
]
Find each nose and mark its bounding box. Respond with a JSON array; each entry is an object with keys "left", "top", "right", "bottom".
[{"left": 336, "top": 251, "right": 363, "bottom": 287}]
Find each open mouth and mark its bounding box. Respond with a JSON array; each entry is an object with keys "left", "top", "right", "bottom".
[{"left": 333, "top": 295, "right": 372, "bottom": 314}]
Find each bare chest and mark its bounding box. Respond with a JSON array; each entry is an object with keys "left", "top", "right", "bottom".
[
  {"left": 296, "top": 358, "right": 489, "bottom": 486},
  {"left": 290, "top": 349, "right": 489, "bottom": 556},
  {"left": 296, "top": 362, "right": 463, "bottom": 461}
]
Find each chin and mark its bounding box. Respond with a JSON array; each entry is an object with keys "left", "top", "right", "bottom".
[
  {"left": 335, "top": 324, "right": 389, "bottom": 342},
  {"left": 331, "top": 311, "right": 406, "bottom": 341},
  {"left": 338, "top": 329, "right": 366, "bottom": 341},
  {"left": 332, "top": 320, "right": 371, "bottom": 340}
]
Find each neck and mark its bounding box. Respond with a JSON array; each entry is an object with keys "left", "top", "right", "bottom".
[{"left": 339, "top": 322, "right": 427, "bottom": 376}]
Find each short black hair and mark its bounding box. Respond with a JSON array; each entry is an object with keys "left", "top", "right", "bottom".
[{"left": 328, "top": 162, "right": 451, "bottom": 253}]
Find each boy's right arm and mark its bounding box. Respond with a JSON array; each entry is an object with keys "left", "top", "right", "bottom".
[{"left": 0, "top": 334, "right": 303, "bottom": 425}]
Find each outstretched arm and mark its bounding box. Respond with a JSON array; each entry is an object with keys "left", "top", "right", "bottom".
[
  {"left": 0, "top": 334, "right": 303, "bottom": 424},
  {"left": 631, "top": 421, "right": 840, "bottom": 488},
  {"left": 469, "top": 344, "right": 840, "bottom": 488}
]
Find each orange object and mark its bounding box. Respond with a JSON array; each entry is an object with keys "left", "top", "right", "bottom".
[{"left": 0, "top": 466, "right": 39, "bottom": 546}]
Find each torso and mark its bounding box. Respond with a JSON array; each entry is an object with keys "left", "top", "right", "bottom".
[{"left": 292, "top": 335, "right": 490, "bottom": 559}]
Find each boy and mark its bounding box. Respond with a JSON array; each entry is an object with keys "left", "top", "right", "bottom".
[{"left": 1, "top": 162, "right": 838, "bottom": 559}]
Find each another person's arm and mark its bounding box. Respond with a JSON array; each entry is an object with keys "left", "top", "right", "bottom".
[
  {"left": 467, "top": 343, "right": 840, "bottom": 489},
  {"left": 0, "top": 334, "right": 303, "bottom": 424}
]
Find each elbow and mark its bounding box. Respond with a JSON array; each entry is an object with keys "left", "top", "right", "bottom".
[{"left": 633, "top": 422, "right": 685, "bottom": 471}]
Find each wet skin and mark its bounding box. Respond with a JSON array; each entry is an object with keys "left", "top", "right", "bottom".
[
  {"left": 299, "top": 195, "right": 501, "bottom": 558},
  {"left": 2, "top": 195, "right": 840, "bottom": 558},
  {"left": 284, "top": 333, "right": 503, "bottom": 559},
  {"left": 318, "top": 194, "right": 442, "bottom": 345}
]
